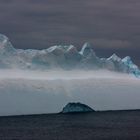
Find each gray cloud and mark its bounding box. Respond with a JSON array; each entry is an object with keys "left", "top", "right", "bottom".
[
  {"left": 0, "top": 0, "right": 140, "bottom": 65},
  {"left": 93, "top": 39, "right": 132, "bottom": 49}
]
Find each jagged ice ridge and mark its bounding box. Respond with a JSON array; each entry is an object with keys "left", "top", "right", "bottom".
[{"left": 0, "top": 34, "right": 140, "bottom": 77}]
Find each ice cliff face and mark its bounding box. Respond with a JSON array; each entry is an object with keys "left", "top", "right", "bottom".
[{"left": 0, "top": 34, "right": 140, "bottom": 77}]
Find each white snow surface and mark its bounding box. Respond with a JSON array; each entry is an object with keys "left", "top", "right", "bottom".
[{"left": 0, "top": 69, "right": 140, "bottom": 116}]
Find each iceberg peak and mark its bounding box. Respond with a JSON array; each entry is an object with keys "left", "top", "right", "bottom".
[
  {"left": 0, "top": 34, "right": 8, "bottom": 43},
  {"left": 107, "top": 53, "right": 121, "bottom": 62},
  {"left": 122, "top": 56, "right": 132, "bottom": 64},
  {"left": 79, "top": 42, "right": 96, "bottom": 58},
  {"left": 0, "top": 34, "right": 15, "bottom": 53}
]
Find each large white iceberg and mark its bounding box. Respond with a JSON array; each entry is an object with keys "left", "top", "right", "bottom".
[{"left": 0, "top": 34, "right": 140, "bottom": 77}]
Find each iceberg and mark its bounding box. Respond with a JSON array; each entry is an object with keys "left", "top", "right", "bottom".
[
  {"left": 0, "top": 34, "right": 140, "bottom": 77},
  {"left": 61, "top": 102, "right": 94, "bottom": 113}
]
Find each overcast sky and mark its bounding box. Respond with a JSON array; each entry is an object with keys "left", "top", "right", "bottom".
[{"left": 0, "top": 0, "right": 140, "bottom": 65}]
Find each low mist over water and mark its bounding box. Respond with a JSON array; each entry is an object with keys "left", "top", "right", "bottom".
[
  {"left": 0, "top": 69, "right": 136, "bottom": 80},
  {"left": 0, "top": 69, "right": 139, "bottom": 116}
]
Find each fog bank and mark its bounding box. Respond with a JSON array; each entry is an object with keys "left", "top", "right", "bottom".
[
  {"left": 0, "top": 69, "right": 139, "bottom": 116},
  {"left": 0, "top": 69, "right": 136, "bottom": 80}
]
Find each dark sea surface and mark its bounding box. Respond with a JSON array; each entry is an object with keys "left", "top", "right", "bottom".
[{"left": 0, "top": 110, "right": 140, "bottom": 140}]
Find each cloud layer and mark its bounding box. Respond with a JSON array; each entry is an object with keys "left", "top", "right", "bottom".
[{"left": 0, "top": 0, "right": 140, "bottom": 64}]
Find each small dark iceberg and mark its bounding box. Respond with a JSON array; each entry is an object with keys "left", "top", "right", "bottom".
[{"left": 61, "top": 102, "right": 95, "bottom": 114}]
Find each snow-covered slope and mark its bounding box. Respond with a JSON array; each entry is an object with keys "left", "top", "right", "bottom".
[{"left": 0, "top": 34, "right": 140, "bottom": 77}]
